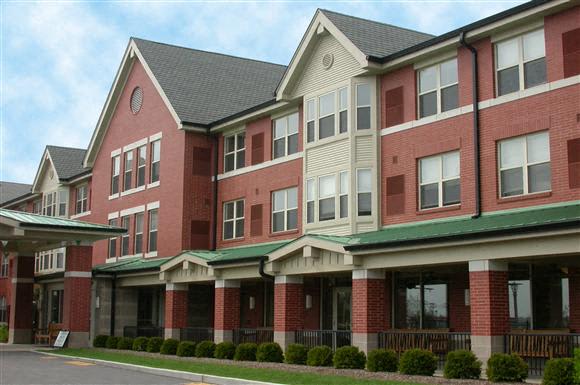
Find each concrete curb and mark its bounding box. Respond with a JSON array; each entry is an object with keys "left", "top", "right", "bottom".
[{"left": 35, "top": 350, "right": 284, "bottom": 385}]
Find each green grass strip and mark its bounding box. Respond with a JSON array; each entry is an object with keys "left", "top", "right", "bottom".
[{"left": 48, "top": 348, "right": 421, "bottom": 385}]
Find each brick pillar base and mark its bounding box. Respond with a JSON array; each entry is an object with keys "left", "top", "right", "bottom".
[
  {"left": 165, "top": 283, "right": 188, "bottom": 339},
  {"left": 569, "top": 267, "right": 580, "bottom": 332},
  {"left": 214, "top": 279, "right": 240, "bottom": 343},
  {"left": 8, "top": 254, "right": 34, "bottom": 344},
  {"left": 63, "top": 245, "right": 93, "bottom": 348},
  {"left": 469, "top": 260, "right": 509, "bottom": 367},
  {"left": 352, "top": 269, "right": 388, "bottom": 354},
  {"left": 274, "top": 276, "right": 304, "bottom": 351}
]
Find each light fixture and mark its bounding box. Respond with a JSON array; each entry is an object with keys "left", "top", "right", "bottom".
[
  {"left": 249, "top": 296, "right": 255, "bottom": 310},
  {"left": 464, "top": 289, "right": 471, "bottom": 306},
  {"left": 305, "top": 294, "right": 312, "bottom": 310}
]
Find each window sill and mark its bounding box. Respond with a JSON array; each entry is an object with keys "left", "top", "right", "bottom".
[
  {"left": 269, "top": 229, "right": 299, "bottom": 238},
  {"left": 497, "top": 191, "right": 551, "bottom": 204},
  {"left": 145, "top": 251, "right": 158, "bottom": 258},
  {"left": 305, "top": 131, "right": 349, "bottom": 149},
  {"left": 221, "top": 237, "right": 245, "bottom": 245},
  {"left": 105, "top": 257, "right": 118, "bottom": 264},
  {"left": 70, "top": 211, "right": 91, "bottom": 220},
  {"left": 147, "top": 181, "right": 160, "bottom": 189},
  {"left": 119, "top": 253, "right": 142, "bottom": 260},
  {"left": 120, "top": 185, "right": 146, "bottom": 197},
  {"left": 108, "top": 193, "right": 119, "bottom": 200},
  {"left": 416, "top": 204, "right": 461, "bottom": 215}
]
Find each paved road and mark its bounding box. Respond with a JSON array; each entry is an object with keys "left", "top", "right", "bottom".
[{"left": 0, "top": 350, "right": 201, "bottom": 385}]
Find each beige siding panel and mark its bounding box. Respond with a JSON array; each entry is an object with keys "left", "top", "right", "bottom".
[
  {"left": 305, "top": 223, "right": 351, "bottom": 236},
  {"left": 356, "top": 222, "right": 377, "bottom": 234},
  {"left": 355, "top": 136, "right": 375, "bottom": 163},
  {"left": 306, "top": 139, "right": 350, "bottom": 174},
  {"left": 291, "top": 34, "right": 363, "bottom": 98},
  {"left": 168, "top": 264, "right": 213, "bottom": 283},
  {"left": 277, "top": 250, "right": 351, "bottom": 275}
]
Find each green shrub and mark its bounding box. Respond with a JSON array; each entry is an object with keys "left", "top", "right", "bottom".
[
  {"left": 306, "top": 345, "right": 333, "bottom": 367},
  {"left": 116, "top": 337, "right": 134, "bottom": 350},
  {"left": 574, "top": 349, "right": 580, "bottom": 385},
  {"left": 93, "top": 335, "right": 108, "bottom": 348},
  {"left": 542, "top": 358, "right": 576, "bottom": 385},
  {"left": 160, "top": 338, "right": 179, "bottom": 355},
  {"left": 285, "top": 344, "right": 309, "bottom": 365},
  {"left": 257, "top": 342, "right": 284, "bottom": 363},
  {"left": 214, "top": 341, "right": 236, "bottom": 360},
  {"left": 105, "top": 336, "right": 120, "bottom": 349},
  {"left": 195, "top": 340, "right": 216, "bottom": 358},
  {"left": 398, "top": 349, "right": 438, "bottom": 376},
  {"left": 486, "top": 353, "right": 528, "bottom": 382},
  {"left": 444, "top": 350, "right": 481, "bottom": 379},
  {"left": 132, "top": 337, "right": 149, "bottom": 352},
  {"left": 146, "top": 337, "right": 164, "bottom": 353},
  {"left": 0, "top": 325, "right": 7, "bottom": 343},
  {"left": 333, "top": 346, "right": 366, "bottom": 369},
  {"left": 366, "top": 349, "right": 398, "bottom": 372},
  {"left": 234, "top": 343, "right": 258, "bottom": 361},
  {"left": 176, "top": 341, "right": 196, "bottom": 357}
]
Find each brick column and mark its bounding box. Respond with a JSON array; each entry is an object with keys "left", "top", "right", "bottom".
[
  {"left": 63, "top": 245, "right": 93, "bottom": 348},
  {"left": 164, "top": 283, "right": 188, "bottom": 339},
  {"left": 469, "top": 260, "right": 509, "bottom": 366},
  {"left": 569, "top": 267, "right": 580, "bottom": 332},
  {"left": 352, "top": 269, "right": 387, "bottom": 354},
  {"left": 274, "top": 275, "right": 304, "bottom": 350},
  {"left": 213, "top": 279, "right": 240, "bottom": 343},
  {"left": 8, "top": 254, "right": 34, "bottom": 344}
]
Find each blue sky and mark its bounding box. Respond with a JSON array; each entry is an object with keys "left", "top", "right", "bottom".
[{"left": 1, "top": 0, "right": 523, "bottom": 184}]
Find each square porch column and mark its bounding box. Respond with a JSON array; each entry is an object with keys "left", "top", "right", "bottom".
[
  {"left": 352, "top": 269, "right": 388, "bottom": 354},
  {"left": 8, "top": 254, "right": 34, "bottom": 344},
  {"left": 214, "top": 279, "right": 240, "bottom": 343},
  {"left": 164, "top": 283, "right": 188, "bottom": 339},
  {"left": 469, "top": 260, "right": 509, "bottom": 366},
  {"left": 63, "top": 245, "right": 93, "bottom": 348},
  {"left": 274, "top": 275, "right": 304, "bottom": 350}
]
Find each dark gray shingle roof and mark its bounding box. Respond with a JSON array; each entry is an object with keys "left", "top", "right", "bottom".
[
  {"left": 46, "top": 146, "right": 89, "bottom": 181},
  {"left": 320, "top": 9, "right": 434, "bottom": 59},
  {"left": 0, "top": 182, "right": 32, "bottom": 205},
  {"left": 133, "top": 38, "right": 287, "bottom": 126}
]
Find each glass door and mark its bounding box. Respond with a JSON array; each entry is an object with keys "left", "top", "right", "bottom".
[{"left": 333, "top": 287, "right": 351, "bottom": 330}]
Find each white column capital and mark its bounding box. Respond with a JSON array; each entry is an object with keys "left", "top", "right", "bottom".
[
  {"left": 274, "top": 275, "right": 303, "bottom": 285},
  {"left": 469, "top": 260, "right": 508, "bottom": 272},
  {"left": 352, "top": 269, "right": 385, "bottom": 280},
  {"left": 166, "top": 283, "right": 188, "bottom": 291},
  {"left": 215, "top": 279, "right": 240, "bottom": 288}
]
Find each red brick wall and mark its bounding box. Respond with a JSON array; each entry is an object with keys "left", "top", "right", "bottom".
[
  {"left": 63, "top": 246, "right": 92, "bottom": 333},
  {"left": 569, "top": 267, "right": 580, "bottom": 333},
  {"left": 352, "top": 278, "right": 387, "bottom": 333},
  {"left": 240, "top": 282, "right": 264, "bottom": 328},
  {"left": 469, "top": 270, "right": 509, "bottom": 336},
  {"left": 165, "top": 290, "right": 188, "bottom": 329},
  {"left": 274, "top": 283, "right": 304, "bottom": 332},
  {"left": 449, "top": 270, "right": 471, "bottom": 332},
  {"left": 545, "top": 6, "right": 580, "bottom": 82},
  {"left": 214, "top": 287, "right": 240, "bottom": 331},
  {"left": 9, "top": 255, "right": 34, "bottom": 330},
  {"left": 304, "top": 278, "right": 320, "bottom": 330}
]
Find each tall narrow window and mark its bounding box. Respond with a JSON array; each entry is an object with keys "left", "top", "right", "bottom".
[
  {"left": 356, "top": 84, "right": 371, "bottom": 130},
  {"left": 76, "top": 185, "right": 88, "bottom": 214},
  {"left": 148, "top": 209, "right": 158, "bottom": 252},
  {"left": 123, "top": 151, "right": 133, "bottom": 191},
  {"left": 0, "top": 297, "right": 6, "bottom": 323},
  {"left": 306, "top": 178, "right": 315, "bottom": 224},
  {"left": 273, "top": 112, "right": 299, "bottom": 159},
  {"left": 108, "top": 218, "right": 118, "bottom": 259},
  {"left": 357, "top": 169, "right": 372, "bottom": 216},
  {"left": 56, "top": 250, "right": 64, "bottom": 269},
  {"left": 121, "top": 216, "right": 130, "bottom": 256},
  {"left": 43, "top": 192, "right": 56, "bottom": 217},
  {"left": 339, "top": 171, "right": 349, "bottom": 218},
  {"left": 33, "top": 199, "right": 42, "bottom": 214},
  {"left": 306, "top": 99, "right": 315, "bottom": 143},
  {"left": 111, "top": 155, "right": 120, "bottom": 194},
  {"left": 418, "top": 58, "right": 458, "bottom": 118},
  {"left": 419, "top": 151, "right": 460, "bottom": 209},
  {"left": 150, "top": 140, "right": 160, "bottom": 183},
  {"left": 0, "top": 254, "right": 8, "bottom": 277},
  {"left": 137, "top": 145, "right": 146, "bottom": 187},
  {"left": 498, "top": 131, "right": 551, "bottom": 197},
  {"left": 319, "top": 91, "right": 336, "bottom": 140},
  {"left": 223, "top": 200, "right": 244, "bottom": 240},
  {"left": 58, "top": 190, "right": 67, "bottom": 217},
  {"left": 318, "top": 175, "right": 336, "bottom": 221},
  {"left": 272, "top": 187, "right": 298, "bottom": 233},
  {"left": 338, "top": 87, "right": 348, "bottom": 133},
  {"left": 224, "top": 133, "right": 246, "bottom": 172},
  {"left": 134, "top": 212, "right": 144, "bottom": 254}
]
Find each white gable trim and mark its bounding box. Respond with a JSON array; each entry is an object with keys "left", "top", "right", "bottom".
[
  {"left": 266, "top": 235, "right": 348, "bottom": 263},
  {"left": 31, "top": 148, "right": 60, "bottom": 193}
]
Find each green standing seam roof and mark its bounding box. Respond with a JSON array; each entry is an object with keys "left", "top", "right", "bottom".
[
  {"left": 93, "top": 257, "right": 171, "bottom": 273},
  {"left": 204, "top": 241, "right": 290, "bottom": 265}
]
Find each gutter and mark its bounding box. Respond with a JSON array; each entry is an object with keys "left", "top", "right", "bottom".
[
  {"left": 259, "top": 255, "right": 275, "bottom": 282},
  {"left": 207, "top": 256, "right": 262, "bottom": 266},
  {"left": 110, "top": 272, "right": 116, "bottom": 336}
]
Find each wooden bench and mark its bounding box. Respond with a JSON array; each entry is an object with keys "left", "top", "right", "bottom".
[
  {"left": 383, "top": 329, "right": 451, "bottom": 354},
  {"left": 508, "top": 330, "right": 571, "bottom": 359},
  {"left": 34, "top": 323, "right": 62, "bottom": 346}
]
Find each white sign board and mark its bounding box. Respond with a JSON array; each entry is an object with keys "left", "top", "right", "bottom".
[{"left": 53, "top": 330, "right": 70, "bottom": 348}]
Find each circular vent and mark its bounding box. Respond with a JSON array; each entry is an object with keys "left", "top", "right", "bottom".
[
  {"left": 322, "top": 53, "right": 334, "bottom": 70},
  {"left": 130, "top": 87, "right": 143, "bottom": 114}
]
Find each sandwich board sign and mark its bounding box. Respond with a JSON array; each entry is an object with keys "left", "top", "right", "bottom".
[{"left": 53, "top": 330, "right": 70, "bottom": 348}]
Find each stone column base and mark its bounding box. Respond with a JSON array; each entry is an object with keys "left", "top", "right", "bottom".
[
  {"left": 352, "top": 332, "right": 379, "bottom": 355},
  {"left": 164, "top": 328, "right": 181, "bottom": 340},
  {"left": 274, "top": 331, "right": 295, "bottom": 351},
  {"left": 8, "top": 328, "right": 32, "bottom": 344},
  {"left": 471, "top": 335, "right": 505, "bottom": 369},
  {"left": 214, "top": 329, "right": 233, "bottom": 343},
  {"left": 67, "top": 332, "right": 90, "bottom": 348}
]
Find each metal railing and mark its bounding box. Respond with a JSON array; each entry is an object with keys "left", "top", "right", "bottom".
[
  {"left": 123, "top": 326, "right": 163, "bottom": 338},
  {"left": 295, "top": 330, "right": 352, "bottom": 351},
  {"left": 180, "top": 327, "right": 214, "bottom": 343},
  {"left": 378, "top": 330, "right": 471, "bottom": 370},
  {"left": 505, "top": 333, "right": 580, "bottom": 377},
  {"left": 232, "top": 328, "right": 274, "bottom": 345}
]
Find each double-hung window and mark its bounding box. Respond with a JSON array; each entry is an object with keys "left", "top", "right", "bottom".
[
  {"left": 134, "top": 213, "right": 144, "bottom": 254},
  {"left": 496, "top": 29, "right": 546, "bottom": 96},
  {"left": 58, "top": 190, "right": 68, "bottom": 217},
  {"left": 123, "top": 151, "right": 133, "bottom": 191},
  {"left": 306, "top": 99, "right": 316, "bottom": 143},
  {"left": 121, "top": 216, "right": 130, "bottom": 256},
  {"left": 498, "top": 131, "right": 550, "bottom": 197},
  {"left": 272, "top": 187, "right": 298, "bottom": 233},
  {"left": 339, "top": 171, "right": 349, "bottom": 218},
  {"left": 306, "top": 179, "right": 315, "bottom": 223},
  {"left": 224, "top": 133, "right": 245, "bottom": 172},
  {"left": 318, "top": 92, "right": 336, "bottom": 140},
  {"left": 56, "top": 250, "right": 64, "bottom": 269},
  {"left": 339, "top": 88, "right": 348, "bottom": 133},
  {"left": 418, "top": 58, "right": 458, "bottom": 118},
  {"left": 108, "top": 218, "right": 117, "bottom": 259},
  {"left": 419, "top": 151, "right": 460, "bottom": 210},
  {"left": 33, "top": 200, "right": 42, "bottom": 214},
  {"left": 356, "top": 169, "right": 372, "bottom": 216},
  {"left": 0, "top": 297, "right": 6, "bottom": 323},
  {"left": 356, "top": 84, "right": 371, "bottom": 130},
  {"left": 111, "top": 155, "right": 120, "bottom": 194},
  {"left": 273, "top": 113, "right": 299, "bottom": 159},
  {"left": 0, "top": 254, "right": 8, "bottom": 277},
  {"left": 150, "top": 140, "right": 160, "bottom": 183},
  {"left": 223, "top": 200, "right": 244, "bottom": 240},
  {"left": 148, "top": 209, "right": 158, "bottom": 252},
  {"left": 318, "top": 175, "right": 336, "bottom": 221},
  {"left": 43, "top": 192, "right": 56, "bottom": 216},
  {"left": 137, "top": 145, "right": 146, "bottom": 187},
  {"left": 76, "top": 185, "right": 88, "bottom": 214}
]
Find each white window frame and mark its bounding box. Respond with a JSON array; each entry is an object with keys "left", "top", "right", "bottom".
[
  {"left": 306, "top": 178, "right": 315, "bottom": 224},
  {"left": 318, "top": 90, "right": 337, "bottom": 140},
  {"left": 224, "top": 132, "right": 246, "bottom": 172},
  {"left": 338, "top": 87, "right": 349, "bottom": 133},
  {"left": 33, "top": 199, "right": 42, "bottom": 214},
  {"left": 318, "top": 174, "right": 337, "bottom": 222},
  {"left": 339, "top": 171, "right": 349, "bottom": 218},
  {"left": 418, "top": 151, "right": 461, "bottom": 210},
  {"left": 76, "top": 184, "right": 88, "bottom": 214},
  {"left": 137, "top": 145, "right": 147, "bottom": 187},
  {"left": 417, "top": 58, "right": 458, "bottom": 118},
  {"left": 150, "top": 140, "right": 160, "bottom": 184},
  {"left": 134, "top": 212, "right": 144, "bottom": 255},
  {"left": 356, "top": 169, "right": 372, "bottom": 216},
  {"left": 121, "top": 215, "right": 130, "bottom": 256},
  {"left": 148, "top": 209, "right": 158, "bottom": 253},
  {"left": 58, "top": 189, "right": 68, "bottom": 217},
  {"left": 43, "top": 191, "right": 57, "bottom": 217},
  {"left": 0, "top": 254, "right": 8, "bottom": 277},
  {"left": 273, "top": 112, "right": 299, "bottom": 159},
  {"left": 271, "top": 187, "right": 298, "bottom": 233},
  {"left": 108, "top": 218, "right": 118, "bottom": 259},
  {"left": 306, "top": 99, "right": 316, "bottom": 143},
  {"left": 111, "top": 155, "right": 121, "bottom": 195},
  {"left": 355, "top": 83, "right": 372, "bottom": 130},
  {"left": 123, "top": 151, "right": 133, "bottom": 192},
  {"left": 223, "top": 199, "right": 244, "bottom": 240}
]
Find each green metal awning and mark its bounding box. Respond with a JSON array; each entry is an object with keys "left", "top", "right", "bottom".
[{"left": 93, "top": 257, "right": 171, "bottom": 274}]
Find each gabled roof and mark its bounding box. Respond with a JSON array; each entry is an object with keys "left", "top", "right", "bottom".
[
  {"left": 46, "top": 145, "right": 89, "bottom": 181},
  {"left": 93, "top": 256, "right": 171, "bottom": 274},
  {"left": 0, "top": 182, "right": 32, "bottom": 206},
  {"left": 320, "top": 9, "right": 433, "bottom": 59}
]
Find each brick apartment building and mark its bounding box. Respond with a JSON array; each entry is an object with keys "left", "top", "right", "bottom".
[{"left": 1, "top": 0, "right": 579, "bottom": 375}]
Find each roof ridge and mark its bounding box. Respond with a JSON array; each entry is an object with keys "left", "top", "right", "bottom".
[
  {"left": 132, "top": 37, "right": 288, "bottom": 69},
  {"left": 46, "top": 145, "right": 87, "bottom": 152},
  {"left": 0, "top": 181, "right": 32, "bottom": 186}
]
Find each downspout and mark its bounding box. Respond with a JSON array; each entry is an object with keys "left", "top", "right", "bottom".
[
  {"left": 259, "top": 256, "right": 275, "bottom": 282},
  {"left": 109, "top": 273, "right": 116, "bottom": 336},
  {"left": 211, "top": 134, "right": 219, "bottom": 250},
  {"left": 459, "top": 31, "right": 481, "bottom": 219}
]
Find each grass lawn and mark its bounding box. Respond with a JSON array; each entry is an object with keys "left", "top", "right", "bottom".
[{"left": 48, "top": 348, "right": 422, "bottom": 385}]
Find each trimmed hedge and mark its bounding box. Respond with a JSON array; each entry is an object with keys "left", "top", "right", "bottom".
[
  {"left": 93, "top": 335, "right": 108, "bottom": 348},
  {"left": 257, "top": 342, "right": 284, "bottom": 363},
  {"left": 542, "top": 358, "right": 576, "bottom": 385},
  {"left": 160, "top": 338, "right": 179, "bottom": 355},
  {"left": 0, "top": 325, "right": 8, "bottom": 343},
  {"left": 195, "top": 340, "right": 216, "bottom": 358},
  {"left": 307, "top": 346, "right": 333, "bottom": 367},
  {"left": 214, "top": 341, "right": 236, "bottom": 360},
  {"left": 443, "top": 350, "right": 481, "bottom": 379},
  {"left": 333, "top": 346, "right": 366, "bottom": 369},
  {"left": 105, "top": 336, "right": 120, "bottom": 349},
  {"left": 366, "top": 349, "right": 398, "bottom": 372},
  {"left": 486, "top": 353, "right": 528, "bottom": 383},
  {"left": 285, "top": 344, "right": 309, "bottom": 365},
  {"left": 132, "top": 337, "right": 149, "bottom": 352},
  {"left": 116, "top": 337, "right": 134, "bottom": 350},
  {"left": 234, "top": 343, "right": 258, "bottom": 362},
  {"left": 146, "top": 337, "right": 164, "bottom": 353},
  {"left": 574, "top": 349, "right": 580, "bottom": 385},
  {"left": 176, "top": 341, "right": 196, "bottom": 357},
  {"left": 398, "top": 349, "right": 438, "bottom": 376}
]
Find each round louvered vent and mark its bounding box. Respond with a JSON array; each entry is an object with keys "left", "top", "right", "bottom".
[
  {"left": 322, "top": 53, "right": 334, "bottom": 70},
  {"left": 130, "top": 87, "right": 143, "bottom": 114}
]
